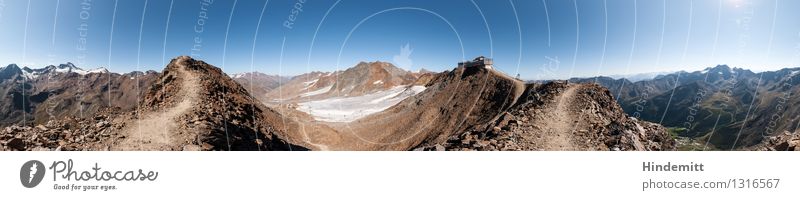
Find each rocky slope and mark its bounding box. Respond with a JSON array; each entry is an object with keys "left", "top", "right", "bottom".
[
  {"left": 0, "top": 63, "right": 158, "bottom": 127},
  {"left": 0, "top": 108, "right": 126, "bottom": 151},
  {"left": 748, "top": 129, "right": 798, "bottom": 151},
  {"left": 755, "top": 132, "right": 800, "bottom": 151}
]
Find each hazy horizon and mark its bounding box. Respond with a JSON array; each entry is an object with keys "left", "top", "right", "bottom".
[{"left": 5, "top": 57, "right": 797, "bottom": 81}]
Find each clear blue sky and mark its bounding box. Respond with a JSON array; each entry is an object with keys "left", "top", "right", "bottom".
[{"left": 0, "top": 0, "right": 798, "bottom": 79}]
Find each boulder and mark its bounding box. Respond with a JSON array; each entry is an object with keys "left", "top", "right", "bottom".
[{"left": 7, "top": 138, "right": 25, "bottom": 151}]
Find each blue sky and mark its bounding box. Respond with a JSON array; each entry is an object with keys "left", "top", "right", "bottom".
[{"left": 0, "top": 0, "right": 798, "bottom": 79}]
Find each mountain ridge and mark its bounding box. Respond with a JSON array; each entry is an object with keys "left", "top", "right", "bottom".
[
  {"left": 571, "top": 64, "right": 800, "bottom": 149},
  {"left": 0, "top": 63, "right": 159, "bottom": 127}
]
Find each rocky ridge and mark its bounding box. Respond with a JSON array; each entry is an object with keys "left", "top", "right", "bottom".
[{"left": 419, "top": 81, "right": 675, "bottom": 151}]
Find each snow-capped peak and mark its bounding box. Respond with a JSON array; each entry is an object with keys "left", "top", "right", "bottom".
[
  {"left": 231, "top": 72, "right": 270, "bottom": 79},
  {"left": 56, "top": 62, "right": 77, "bottom": 70},
  {"left": 84, "top": 67, "right": 109, "bottom": 74},
  {"left": 54, "top": 63, "right": 107, "bottom": 75},
  {"left": 13, "top": 63, "right": 108, "bottom": 79},
  {"left": 21, "top": 67, "right": 37, "bottom": 79}
]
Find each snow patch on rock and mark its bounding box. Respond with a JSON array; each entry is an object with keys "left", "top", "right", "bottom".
[{"left": 300, "top": 85, "right": 332, "bottom": 97}]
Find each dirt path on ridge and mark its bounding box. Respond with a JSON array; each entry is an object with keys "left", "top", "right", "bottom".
[
  {"left": 532, "top": 85, "right": 579, "bottom": 150},
  {"left": 114, "top": 58, "right": 200, "bottom": 150}
]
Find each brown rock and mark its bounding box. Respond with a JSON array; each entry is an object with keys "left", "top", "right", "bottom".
[
  {"left": 775, "top": 142, "right": 791, "bottom": 151},
  {"left": 182, "top": 145, "right": 203, "bottom": 151},
  {"left": 95, "top": 121, "right": 110, "bottom": 129},
  {"left": 200, "top": 142, "right": 214, "bottom": 150},
  {"left": 7, "top": 138, "right": 25, "bottom": 151},
  {"left": 434, "top": 144, "right": 445, "bottom": 151}
]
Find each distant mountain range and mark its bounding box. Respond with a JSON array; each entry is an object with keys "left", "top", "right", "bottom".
[
  {"left": 0, "top": 63, "right": 158, "bottom": 127},
  {"left": 257, "top": 61, "right": 428, "bottom": 102},
  {"left": 16, "top": 63, "right": 110, "bottom": 79},
  {"left": 230, "top": 72, "right": 291, "bottom": 102},
  {"left": 572, "top": 65, "right": 800, "bottom": 149},
  {"left": 604, "top": 71, "right": 676, "bottom": 82}
]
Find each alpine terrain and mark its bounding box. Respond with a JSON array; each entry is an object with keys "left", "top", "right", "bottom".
[
  {"left": 572, "top": 65, "right": 800, "bottom": 150},
  {"left": 2, "top": 56, "right": 679, "bottom": 151}
]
